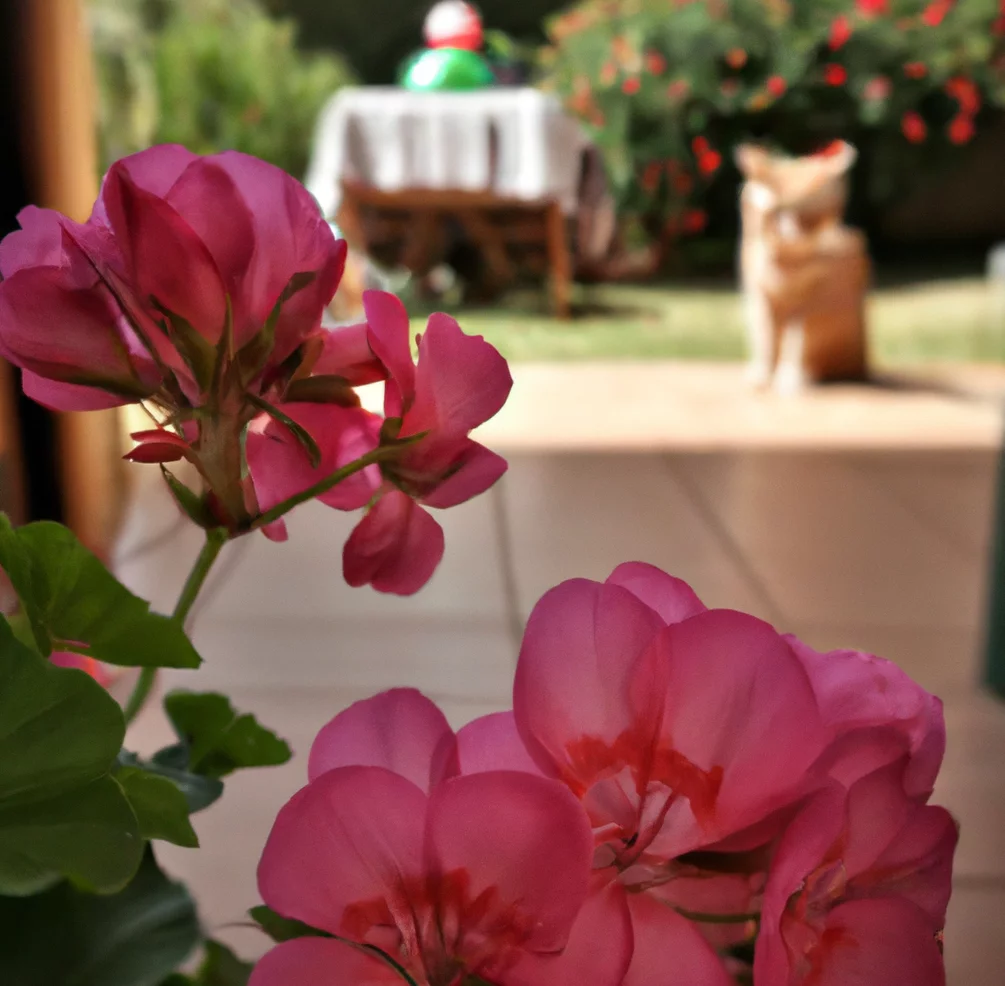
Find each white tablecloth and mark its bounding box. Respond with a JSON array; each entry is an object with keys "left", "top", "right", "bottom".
[{"left": 304, "top": 87, "right": 593, "bottom": 218}]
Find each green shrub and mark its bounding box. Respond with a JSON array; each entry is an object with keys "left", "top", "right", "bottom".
[
  {"left": 539, "top": 0, "right": 1005, "bottom": 248},
  {"left": 90, "top": 0, "right": 355, "bottom": 178}
]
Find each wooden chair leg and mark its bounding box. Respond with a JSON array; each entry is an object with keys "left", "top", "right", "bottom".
[{"left": 545, "top": 201, "right": 572, "bottom": 319}]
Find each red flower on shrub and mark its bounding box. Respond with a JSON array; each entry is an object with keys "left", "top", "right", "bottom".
[
  {"left": 698, "top": 150, "right": 722, "bottom": 176},
  {"left": 669, "top": 166, "right": 694, "bottom": 195},
  {"left": 720, "top": 79, "right": 740, "bottom": 98},
  {"left": 901, "top": 111, "right": 927, "bottom": 143},
  {"left": 856, "top": 0, "right": 889, "bottom": 15},
  {"left": 921, "top": 0, "right": 952, "bottom": 26},
  {"left": 691, "top": 136, "right": 710, "bottom": 155},
  {"left": 641, "top": 162, "right": 662, "bottom": 193},
  {"left": 824, "top": 64, "right": 848, "bottom": 86},
  {"left": 766, "top": 75, "right": 787, "bottom": 97},
  {"left": 945, "top": 76, "right": 980, "bottom": 115},
  {"left": 645, "top": 51, "right": 666, "bottom": 75},
  {"left": 947, "top": 115, "right": 975, "bottom": 144},
  {"left": 829, "top": 15, "right": 852, "bottom": 50},
  {"left": 726, "top": 48, "right": 747, "bottom": 69},
  {"left": 682, "top": 208, "right": 708, "bottom": 234},
  {"left": 904, "top": 61, "right": 928, "bottom": 79},
  {"left": 622, "top": 76, "right": 641, "bottom": 95},
  {"left": 599, "top": 61, "right": 617, "bottom": 86}
]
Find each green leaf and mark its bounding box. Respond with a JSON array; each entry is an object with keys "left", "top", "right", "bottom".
[
  {"left": 153, "top": 303, "right": 218, "bottom": 394},
  {"left": 160, "top": 465, "right": 216, "bottom": 529},
  {"left": 194, "top": 941, "right": 254, "bottom": 986},
  {"left": 158, "top": 941, "right": 254, "bottom": 986},
  {"left": 122, "top": 747, "right": 224, "bottom": 814},
  {"left": 246, "top": 394, "right": 322, "bottom": 468},
  {"left": 0, "top": 617, "right": 142, "bottom": 894},
  {"left": 0, "top": 848, "right": 200, "bottom": 986},
  {"left": 164, "top": 692, "right": 292, "bottom": 779},
  {"left": 116, "top": 767, "right": 199, "bottom": 849},
  {"left": 249, "top": 904, "right": 332, "bottom": 943},
  {"left": 0, "top": 515, "right": 202, "bottom": 669}
]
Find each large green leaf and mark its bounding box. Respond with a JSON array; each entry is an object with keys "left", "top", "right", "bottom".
[
  {"left": 0, "top": 849, "right": 200, "bottom": 986},
  {"left": 0, "top": 617, "right": 141, "bottom": 894},
  {"left": 115, "top": 767, "right": 199, "bottom": 849},
  {"left": 0, "top": 516, "right": 201, "bottom": 669},
  {"left": 164, "top": 692, "right": 291, "bottom": 779}
]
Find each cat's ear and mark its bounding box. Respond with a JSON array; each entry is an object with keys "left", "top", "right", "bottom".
[
  {"left": 817, "top": 140, "right": 858, "bottom": 174},
  {"left": 735, "top": 144, "right": 770, "bottom": 179}
]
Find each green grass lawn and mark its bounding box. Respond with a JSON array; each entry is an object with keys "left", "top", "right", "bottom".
[{"left": 409, "top": 277, "right": 1005, "bottom": 365}]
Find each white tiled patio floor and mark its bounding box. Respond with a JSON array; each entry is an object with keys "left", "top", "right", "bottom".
[{"left": 119, "top": 369, "right": 1005, "bottom": 982}]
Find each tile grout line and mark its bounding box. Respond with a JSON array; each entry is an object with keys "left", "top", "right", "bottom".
[
  {"left": 661, "top": 455, "right": 789, "bottom": 627},
  {"left": 845, "top": 458, "right": 986, "bottom": 564},
  {"left": 489, "top": 479, "right": 526, "bottom": 661}
]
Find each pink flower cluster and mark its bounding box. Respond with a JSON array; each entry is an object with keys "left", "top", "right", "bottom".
[
  {"left": 253, "top": 565, "right": 956, "bottom": 986},
  {"left": 0, "top": 146, "right": 512, "bottom": 594}
]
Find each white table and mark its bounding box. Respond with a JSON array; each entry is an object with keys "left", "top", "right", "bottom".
[{"left": 304, "top": 86, "right": 595, "bottom": 219}]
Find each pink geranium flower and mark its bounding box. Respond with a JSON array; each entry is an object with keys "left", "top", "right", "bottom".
[
  {"left": 249, "top": 291, "right": 512, "bottom": 593},
  {"left": 0, "top": 145, "right": 344, "bottom": 411},
  {"left": 511, "top": 564, "right": 828, "bottom": 865},
  {"left": 755, "top": 761, "right": 957, "bottom": 986},
  {"left": 254, "top": 762, "right": 607, "bottom": 986}
]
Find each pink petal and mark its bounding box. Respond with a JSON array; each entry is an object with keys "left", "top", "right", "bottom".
[
  {"left": 164, "top": 158, "right": 256, "bottom": 336},
  {"left": 102, "top": 165, "right": 228, "bottom": 342},
  {"left": 407, "top": 312, "right": 512, "bottom": 439},
  {"left": 646, "top": 610, "right": 827, "bottom": 855},
  {"left": 245, "top": 404, "right": 381, "bottom": 515},
  {"left": 426, "top": 771, "right": 594, "bottom": 955},
  {"left": 420, "top": 441, "right": 508, "bottom": 508},
  {"left": 343, "top": 492, "right": 445, "bottom": 595},
  {"left": 0, "top": 267, "right": 142, "bottom": 387},
  {"left": 310, "top": 322, "right": 386, "bottom": 385},
  {"left": 801, "top": 898, "right": 946, "bottom": 986},
  {"left": 505, "top": 880, "right": 634, "bottom": 986},
  {"left": 124, "top": 428, "right": 193, "bottom": 463},
  {"left": 0, "top": 207, "right": 67, "bottom": 275},
  {"left": 622, "top": 891, "right": 734, "bottom": 986},
  {"left": 456, "top": 711, "right": 547, "bottom": 777},
  {"left": 513, "top": 578, "right": 666, "bottom": 787},
  {"left": 789, "top": 637, "right": 945, "bottom": 797},
  {"left": 50, "top": 651, "right": 111, "bottom": 687},
  {"left": 21, "top": 372, "right": 128, "bottom": 411},
  {"left": 99, "top": 144, "right": 199, "bottom": 202},
  {"left": 258, "top": 766, "right": 426, "bottom": 937},
  {"left": 308, "top": 688, "right": 460, "bottom": 792},
  {"left": 249, "top": 938, "right": 401, "bottom": 986},
  {"left": 606, "top": 562, "right": 708, "bottom": 625},
  {"left": 212, "top": 151, "right": 344, "bottom": 356},
  {"left": 865, "top": 802, "right": 957, "bottom": 927},
  {"left": 362, "top": 290, "right": 415, "bottom": 417},
  {"left": 759, "top": 785, "right": 847, "bottom": 943},
  {"left": 260, "top": 518, "right": 289, "bottom": 542}
]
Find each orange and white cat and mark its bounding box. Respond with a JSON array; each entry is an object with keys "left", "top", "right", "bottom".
[{"left": 736, "top": 142, "right": 869, "bottom": 392}]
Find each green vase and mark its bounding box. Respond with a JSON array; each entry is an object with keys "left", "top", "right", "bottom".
[{"left": 400, "top": 47, "right": 494, "bottom": 92}]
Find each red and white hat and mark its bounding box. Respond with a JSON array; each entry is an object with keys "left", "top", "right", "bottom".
[{"left": 424, "top": 0, "right": 483, "bottom": 51}]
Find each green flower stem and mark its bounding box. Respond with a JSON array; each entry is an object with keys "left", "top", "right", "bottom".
[
  {"left": 672, "top": 906, "right": 761, "bottom": 925},
  {"left": 249, "top": 442, "right": 417, "bottom": 532},
  {"left": 123, "top": 527, "right": 229, "bottom": 726}
]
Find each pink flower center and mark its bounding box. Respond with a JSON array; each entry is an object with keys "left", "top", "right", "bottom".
[
  {"left": 341, "top": 868, "right": 536, "bottom": 986},
  {"left": 563, "top": 730, "right": 723, "bottom": 867}
]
